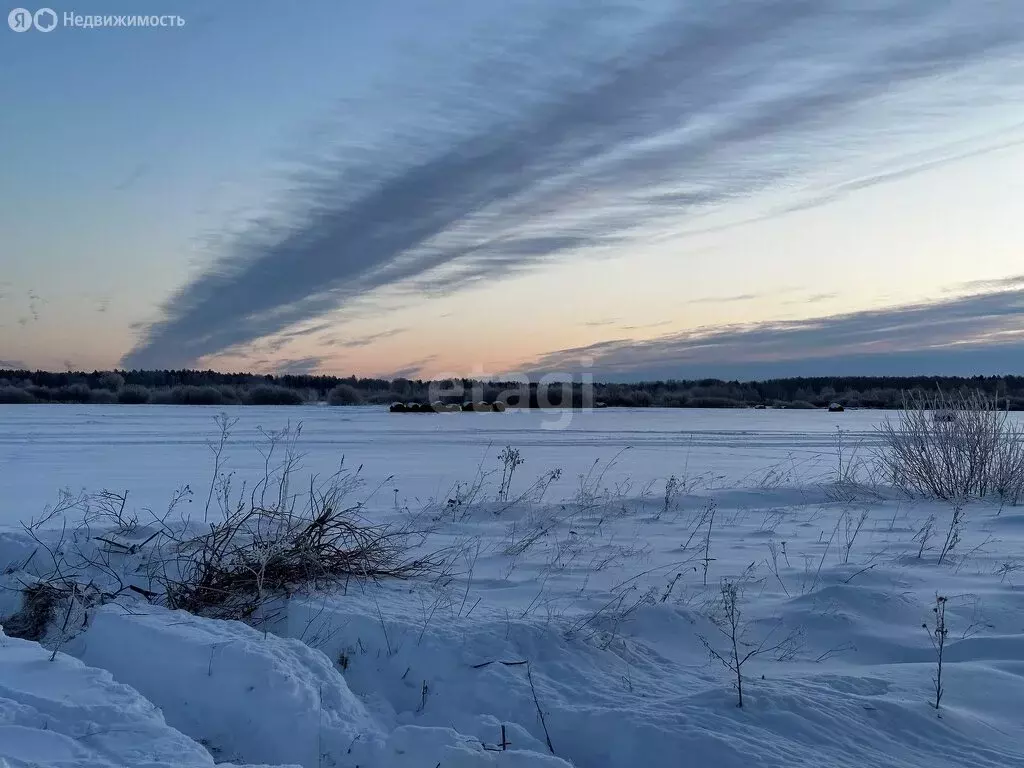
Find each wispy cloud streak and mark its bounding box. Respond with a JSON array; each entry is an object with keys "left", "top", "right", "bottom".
[
  {"left": 123, "top": 0, "right": 1024, "bottom": 368},
  {"left": 528, "top": 288, "right": 1024, "bottom": 379},
  {"left": 326, "top": 328, "right": 408, "bottom": 348}
]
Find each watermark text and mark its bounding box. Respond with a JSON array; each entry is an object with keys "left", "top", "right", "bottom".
[{"left": 9, "top": 8, "right": 185, "bottom": 31}]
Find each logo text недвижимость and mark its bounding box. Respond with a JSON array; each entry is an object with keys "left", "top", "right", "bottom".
[{"left": 8, "top": 8, "right": 185, "bottom": 31}]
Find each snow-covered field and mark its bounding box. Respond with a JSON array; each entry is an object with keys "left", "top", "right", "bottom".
[
  {"left": 0, "top": 404, "right": 891, "bottom": 525},
  {"left": 1, "top": 405, "right": 1023, "bottom": 768}
]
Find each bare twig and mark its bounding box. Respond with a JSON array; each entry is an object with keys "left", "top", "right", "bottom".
[{"left": 924, "top": 595, "right": 949, "bottom": 712}]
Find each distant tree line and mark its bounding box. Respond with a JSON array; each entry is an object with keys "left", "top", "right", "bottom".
[{"left": 1, "top": 369, "right": 1023, "bottom": 409}]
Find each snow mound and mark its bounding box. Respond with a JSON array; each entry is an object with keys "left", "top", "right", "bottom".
[
  {"left": 380, "top": 725, "right": 573, "bottom": 767},
  {"left": 282, "top": 590, "right": 1024, "bottom": 768},
  {"left": 74, "top": 605, "right": 568, "bottom": 768},
  {"left": 78, "top": 605, "right": 381, "bottom": 767},
  {"left": 0, "top": 625, "right": 221, "bottom": 768}
]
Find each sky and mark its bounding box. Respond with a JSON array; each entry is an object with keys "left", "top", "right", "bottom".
[{"left": 1, "top": 0, "right": 1023, "bottom": 382}]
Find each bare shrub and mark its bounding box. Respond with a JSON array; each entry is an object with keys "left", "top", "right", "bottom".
[
  {"left": 877, "top": 389, "right": 1024, "bottom": 503},
  {"left": 203, "top": 413, "right": 238, "bottom": 522},
  {"left": 327, "top": 384, "right": 363, "bottom": 405},
  {"left": 3, "top": 582, "right": 64, "bottom": 641},
  {"left": 4, "top": 417, "right": 447, "bottom": 637},
  {"left": 158, "top": 462, "right": 445, "bottom": 622},
  {"left": 90, "top": 489, "right": 138, "bottom": 534},
  {"left": 97, "top": 371, "right": 125, "bottom": 391},
  {"left": 699, "top": 574, "right": 802, "bottom": 707},
  {"left": 166, "top": 385, "right": 227, "bottom": 405},
  {"left": 88, "top": 388, "right": 117, "bottom": 404},
  {"left": 4, "top": 491, "right": 157, "bottom": 654},
  {"left": 53, "top": 383, "right": 93, "bottom": 403},
  {"left": 117, "top": 384, "right": 151, "bottom": 404},
  {"left": 245, "top": 385, "right": 305, "bottom": 405},
  {"left": 0, "top": 385, "right": 37, "bottom": 404}
]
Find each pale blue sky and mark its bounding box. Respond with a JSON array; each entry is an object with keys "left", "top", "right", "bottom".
[{"left": 2, "top": 1, "right": 1023, "bottom": 379}]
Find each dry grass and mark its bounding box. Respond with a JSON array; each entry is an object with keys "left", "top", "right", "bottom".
[
  {"left": 4, "top": 418, "right": 450, "bottom": 637},
  {"left": 3, "top": 582, "right": 64, "bottom": 641}
]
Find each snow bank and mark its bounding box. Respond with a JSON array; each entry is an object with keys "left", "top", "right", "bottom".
[
  {"left": 75, "top": 606, "right": 571, "bottom": 768},
  {"left": 79, "top": 606, "right": 380, "bottom": 767},
  {"left": 0, "top": 625, "right": 222, "bottom": 768},
  {"left": 379, "top": 724, "right": 573, "bottom": 767},
  {"left": 282, "top": 585, "right": 1024, "bottom": 768}
]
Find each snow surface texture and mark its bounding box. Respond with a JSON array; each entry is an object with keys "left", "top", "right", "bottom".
[
  {"left": 1, "top": 405, "right": 1023, "bottom": 767},
  {"left": 0, "top": 405, "right": 906, "bottom": 525},
  {"left": 0, "top": 625, "right": 281, "bottom": 768}
]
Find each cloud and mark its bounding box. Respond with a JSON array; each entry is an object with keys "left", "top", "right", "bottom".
[
  {"left": 525, "top": 287, "right": 1024, "bottom": 380},
  {"left": 950, "top": 274, "right": 1024, "bottom": 293},
  {"left": 113, "top": 163, "right": 150, "bottom": 192},
  {"left": 768, "top": 132, "right": 1024, "bottom": 219},
  {"left": 380, "top": 355, "right": 439, "bottom": 380},
  {"left": 619, "top": 319, "right": 674, "bottom": 331},
  {"left": 123, "top": 0, "right": 1024, "bottom": 369},
  {"left": 689, "top": 293, "right": 761, "bottom": 305},
  {"left": 783, "top": 292, "right": 837, "bottom": 306},
  {"left": 261, "top": 321, "right": 338, "bottom": 353},
  {"left": 274, "top": 356, "right": 327, "bottom": 375},
  {"left": 326, "top": 328, "right": 408, "bottom": 349},
  {"left": 16, "top": 290, "right": 46, "bottom": 325},
  {"left": 0, "top": 359, "right": 26, "bottom": 370},
  {"left": 240, "top": 355, "right": 329, "bottom": 375}
]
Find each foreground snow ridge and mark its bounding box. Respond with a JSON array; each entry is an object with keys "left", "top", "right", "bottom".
[
  {"left": 0, "top": 626, "right": 244, "bottom": 768},
  {"left": 0, "top": 616, "right": 572, "bottom": 768},
  {"left": 2, "top": 455, "right": 1024, "bottom": 766}
]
